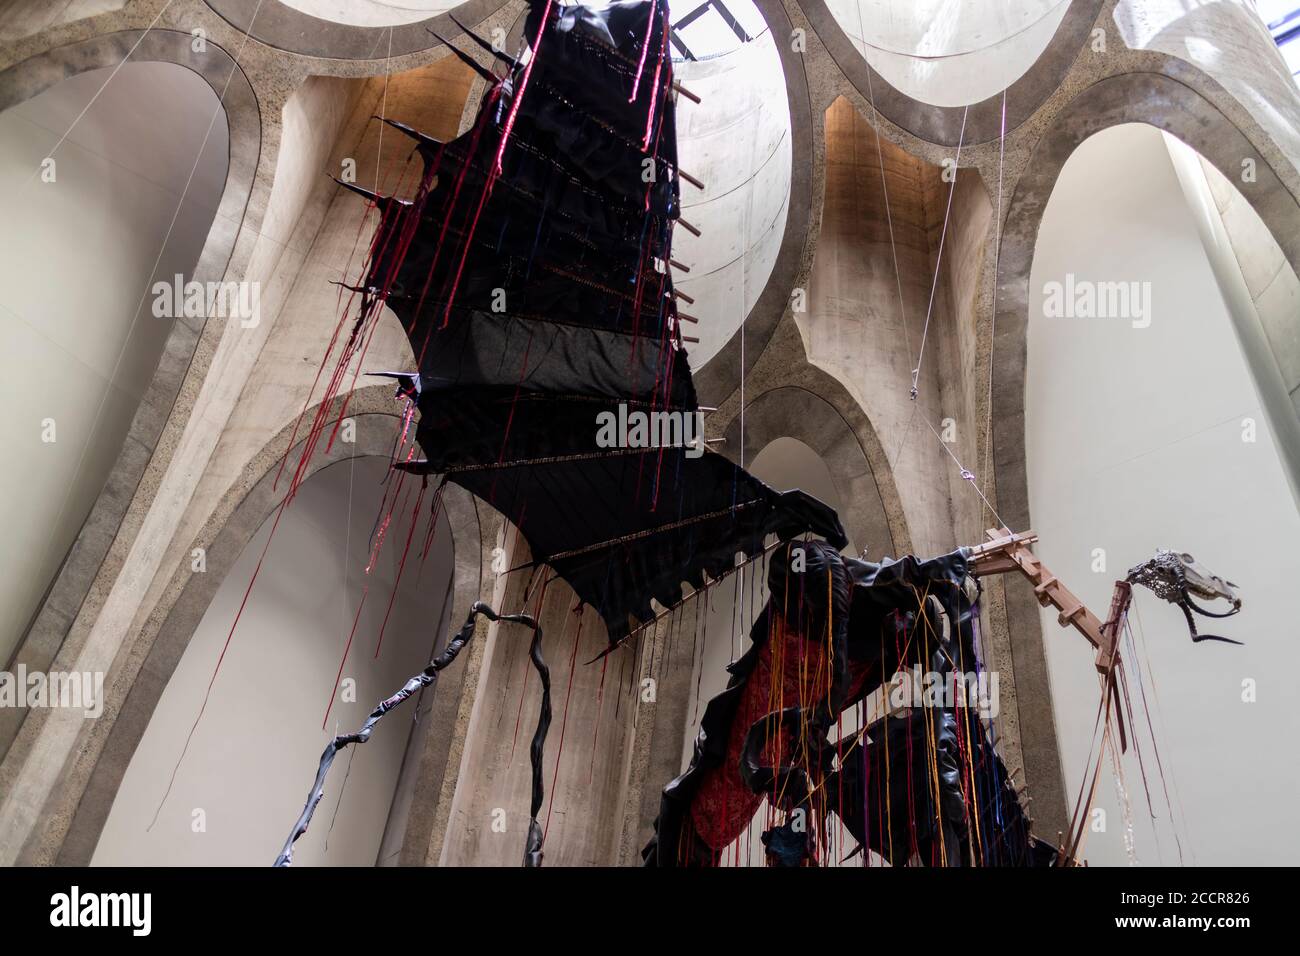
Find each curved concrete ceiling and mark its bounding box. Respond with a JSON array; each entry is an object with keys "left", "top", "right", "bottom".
[
  {"left": 0, "top": 0, "right": 126, "bottom": 44},
  {"left": 825, "top": 0, "right": 1072, "bottom": 107},
  {"left": 203, "top": 0, "right": 510, "bottom": 57},
  {"left": 673, "top": 4, "right": 790, "bottom": 371},
  {"left": 802, "top": 0, "right": 1105, "bottom": 146},
  {"left": 0, "top": 60, "right": 229, "bottom": 666}
]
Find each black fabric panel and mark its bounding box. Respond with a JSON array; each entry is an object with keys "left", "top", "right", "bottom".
[
  {"left": 453, "top": 459, "right": 844, "bottom": 641},
  {"left": 358, "top": 0, "right": 843, "bottom": 648},
  {"left": 408, "top": 313, "right": 695, "bottom": 406}
]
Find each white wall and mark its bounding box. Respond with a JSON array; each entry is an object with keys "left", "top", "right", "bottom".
[
  {"left": 1027, "top": 123, "right": 1300, "bottom": 865},
  {"left": 673, "top": 6, "right": 790, "bottom": 370},
  {"left": 826, "top": 0, "right": 1071, "bottom": 106},
  {"left": 0, "top": 63, "right": 228, "bottom": 665},
  {"left": 92, "top": 457, "right": 454, "bottom": 866}
]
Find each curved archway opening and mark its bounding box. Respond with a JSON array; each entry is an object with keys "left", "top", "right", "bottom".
[
  {"left": 667, "top": 0, "right": 792, "bottom": 370},
  {"left": 825, "top": 0, "right": 1071, "bottom": 107},
  {"left": 0, "top": 61, "right": 229, "bottom": 666},
  {"left": 1026, "top": 122, "right": 1300, "bottom": 865},
  {"left": 92, "top": 456, "right": 455, "bottom": 866}
]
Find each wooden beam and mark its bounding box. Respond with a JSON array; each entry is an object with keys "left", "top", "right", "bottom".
[
  {"left": 676, "top": 168, "right": 705, "bottom": 190},
  {"left": 968, "top": 527, "right": 1118, "bottom": 675}
]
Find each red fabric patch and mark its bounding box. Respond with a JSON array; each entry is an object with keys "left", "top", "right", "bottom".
[{"left": 688, "top": 617, "right": 835, "bottom": 854}]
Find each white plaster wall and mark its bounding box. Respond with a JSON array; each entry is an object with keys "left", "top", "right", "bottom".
[
  {"left": 1193, "top": 153, "right": 1300, "bottom": 483},
  {"left": 0, "top": 63, "right": 228, "bottom": 666},
  {"left": 1027, "top": 123, "right": 1300, "bottom": 865},
  {"left": 673, "top": 16, "right": 790, "bottom": 369},
  {"left": 826, "top": 0, "right": 1071, "bottom": 107},
  {"left": 92, "top": 457, "right": 454, "bottom": 866}
]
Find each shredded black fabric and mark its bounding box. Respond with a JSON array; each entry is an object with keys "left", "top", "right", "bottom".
[{"left": 274, "top": 602, "right": 548, "bottom": 867}]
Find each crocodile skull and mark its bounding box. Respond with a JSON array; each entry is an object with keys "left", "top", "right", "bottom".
[
  {"left": 1125, "top": 550, "right": 1243, "bottom": 645},
  {"left": 1127, "top": 550, "right": 1241, "bottom": 611}
]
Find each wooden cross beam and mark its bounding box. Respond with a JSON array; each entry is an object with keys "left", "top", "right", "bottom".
[
  {"left": 967, "top": 528, "right": 1124, "bottom": 675},
  {"left": 967, "top": 528, "right": 1136, "bottom": 863}
]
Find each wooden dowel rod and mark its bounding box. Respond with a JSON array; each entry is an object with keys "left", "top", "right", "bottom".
[{"left": 677, "top": 168, "right": 705, "bottom": 190}]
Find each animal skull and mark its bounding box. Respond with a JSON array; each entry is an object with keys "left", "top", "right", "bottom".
[{"left": 1125, "top": 550, "right": 1243, "bottom": 645}]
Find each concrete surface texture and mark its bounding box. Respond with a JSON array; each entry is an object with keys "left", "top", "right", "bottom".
[
  {"left": 0, "top": 0, "right": 1297, "bottom": 867},
  {"left": 0, "top": 0, "right": 126, "bottom": 43}
]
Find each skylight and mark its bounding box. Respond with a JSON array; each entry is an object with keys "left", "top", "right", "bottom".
[{"left": 1255, "top": 0, "right": 1300, "bottom": 81}]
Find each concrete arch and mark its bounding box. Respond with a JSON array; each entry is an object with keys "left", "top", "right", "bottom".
[
  {"left": 799, "top": 0, "right": 1108, "bottom": 146},
  {"left": 0, "top": 29, "right": 260, "bottom": 755},
  {"left": 34, "top": 393, "right": 492, "bottom": 865},
  {"left": 985, "top": 70, "right": 1300, "bottom": 849},
  {"left": 203, "top": 0, "right": 516, "bottom": 59},
  {"left": 993, "top": 70, "right": 1300, "bottom": 543},
  {"left": 719, "top": 384, "right": 898, "bottom": 556},
  {"left": 1112, "top": 0, "right": 1300, "bottom": 187}
]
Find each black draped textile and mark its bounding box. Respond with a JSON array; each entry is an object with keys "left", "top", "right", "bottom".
[
  {"left": 361, "top": 0, "right": 844, "bottom": 644},
  {"left": 643, "top": 541, "right": 1057, "bottom": 867}
]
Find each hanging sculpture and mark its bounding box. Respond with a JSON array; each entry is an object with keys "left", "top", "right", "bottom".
[
  {"left": 643, "top": 538, "right": 1049, "bottom": 867},
  {"left": 273, "top": 0, "right": 839, "bottom": 867},
  {"left": 643, "top": 532, "right": 1243, "bottom": 867},
  {"left": 333, "top": 0, "right": 844, "bottom": 646},
  {"left": 272, "top": 0, "right": 1243, "bottom": 867}
]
